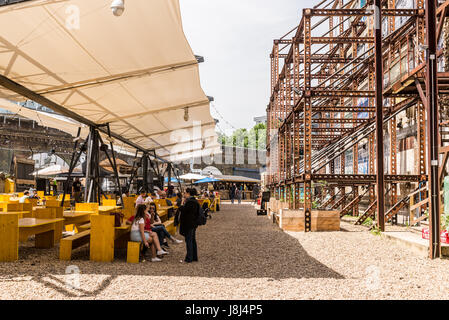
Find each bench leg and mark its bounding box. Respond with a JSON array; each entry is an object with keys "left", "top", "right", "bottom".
[
  {"left": 127, "top": 241, "right": 141, "bottom": 264},
  {"left": 0, "top": 214, "right": 18, "bottom": 262},
  {"left": 59, "top": 240, "right": 73, "bottom": 261}
]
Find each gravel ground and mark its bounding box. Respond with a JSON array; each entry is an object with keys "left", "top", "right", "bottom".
[{"left": 1, "top": 203, "right": 449, "bottom": 299}]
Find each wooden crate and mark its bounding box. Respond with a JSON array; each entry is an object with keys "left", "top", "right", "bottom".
[{"left": 280, "top": 209, "right": 340, "bottom": 232}]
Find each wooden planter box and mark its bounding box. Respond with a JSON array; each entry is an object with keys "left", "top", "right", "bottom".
[{"left": 280, "top": 209, "right": 340, "bottom": 232}]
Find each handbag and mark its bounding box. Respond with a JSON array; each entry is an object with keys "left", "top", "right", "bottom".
[{"left": 110, "top": 211, "right": 124, "bottom": 227}]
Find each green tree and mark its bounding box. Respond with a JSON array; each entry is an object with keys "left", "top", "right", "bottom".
[{"left": 219, "top": 123, "right": 266, "bottom": 150}]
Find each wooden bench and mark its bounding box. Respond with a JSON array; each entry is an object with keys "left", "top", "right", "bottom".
[
  {"left": 163, "top": 218, "right": 176, "bottom": 235},
  {"left": 126, "top": 218, "right": 176, "bottom": 263},
  {"left": 77, "top": 223, "right": 91, "bottom": 231},
  {"left": 59, "top": 230, "right": 91, "bottom": 261}
]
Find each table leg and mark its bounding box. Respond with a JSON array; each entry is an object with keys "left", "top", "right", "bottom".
[
  {"left": 0, "top": 213, "right": 18, "bottom": 262},
  {"left": 90, "top": 215, "right": 115, "bottom": 262},
  {"left": 35, "top": 230, "right": 55, "bottom": 248}
]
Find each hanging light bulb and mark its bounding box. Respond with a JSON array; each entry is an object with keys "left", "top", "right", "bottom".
[
  {"left": 111, "top": 0, "right": 125, "bottom": 17},
  {"left": 184, "top": 108, "right": 189, "bottom": 122}
]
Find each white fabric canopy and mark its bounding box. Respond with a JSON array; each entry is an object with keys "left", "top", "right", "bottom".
[
  {"left": 179, "top": 173, "right": 206, "bottom": 180},
  {"left": 0, "top": 98, "right": 90, "bottom": 139},
  {"left": 31, "top": 164, "right": 81, "bottom": 176},
  {"left": 0, "top": 0, "right": 220, "bottom": 161}
]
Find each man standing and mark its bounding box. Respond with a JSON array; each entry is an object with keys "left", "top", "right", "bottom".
[
  {"left": 229, "top": 184, "right": 236, "bottom": 204},
  {"left": 72, "top": 177, "right": 82, "bottom": 203},
  {"left": 252, "top": 185, "right": 259, "bottom": 205},
  {"left": 50, "top": 178, "right": 58, "bottom": 195},
  {"left": 179, "top": 188, "right": 200, "bottom": 263},
  {"left": 237, "top": 186, "right": 242, "bottom": 204}
]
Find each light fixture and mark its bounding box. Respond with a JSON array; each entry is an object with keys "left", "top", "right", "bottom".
[
  {"left": 184, "top": 108, "right": 189, "bottom": 122},
  {"left": 111, "top": 0, "right": 125, "bottom": 17},
  {"left": 195, "top": 55, "right": 205, "bottom": 63}
]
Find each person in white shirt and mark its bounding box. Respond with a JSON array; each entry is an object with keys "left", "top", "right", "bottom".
[
  {"left": 144, "top": 194, "right": 154, "bottom": 204},
  {"left": 128, "top": 204, "right": 168, "bottom": 262},
  {"left": 19, "top": 191, "right": 30, "bottom": 203},
  {"left": 117, "top": 190, "right": 129, "bottom": 205},
  {"left": 135, "top": 190, "right": 147, "bottom": 206}
]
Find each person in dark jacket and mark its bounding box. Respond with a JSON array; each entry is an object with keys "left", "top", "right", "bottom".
[
  {"left": 229, "top": 184, "right": 236, "bottom": 204},
  {"left": 179, "top": 188, "right": 200, "bottom": 263}
]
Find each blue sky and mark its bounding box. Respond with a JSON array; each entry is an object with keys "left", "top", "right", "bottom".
[{"left": 180, "top": 0, "right": 305, "bottom": 135}]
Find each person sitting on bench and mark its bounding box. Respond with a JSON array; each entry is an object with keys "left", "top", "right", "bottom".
[
  {"left": 19, "top": 191, "right": 30, "bottom": 203},
  {"left": 148, "top": 202, "right": 182, "bottom": 250},
  {"left": 127, "top": 204, "right": 168, "bottom": 262},
  {"left": 135, "top": 190, "right": 147, "bottom": 206}
]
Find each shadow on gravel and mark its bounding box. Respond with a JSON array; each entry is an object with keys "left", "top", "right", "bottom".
[{"left": 0, "top": 204, "right": 344, "bottom": 297}]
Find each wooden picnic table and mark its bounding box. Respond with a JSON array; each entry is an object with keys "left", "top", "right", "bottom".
[
  {"left": 98, "top": 206, "right": 122, "bottom": 215},
  {"left": 2, "top": 211, "right": 31, "bottom": 219},
  {"left": 63, "top": 210, "right": 95, "bottom": 226},
  {"left": 19, "top": 218, "right": 64, "bottom": 248}
]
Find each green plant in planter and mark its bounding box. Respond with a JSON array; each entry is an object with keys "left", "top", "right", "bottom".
[
  {"left": 362, "top": 217, "right": 373, "bottom": 226},
  {"left": 441, "top": 213, "right": 449, "bottom": 232},
  {"left": 370, "top": 226, "right": 382, "bottom": 236}
]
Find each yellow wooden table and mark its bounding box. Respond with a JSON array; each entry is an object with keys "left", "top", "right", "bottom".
[
  {"left": 63, "top": 210, "right": 94, "bottom": 226},
  {"left": 98, "top": 206, "right": 122, "bottom": 215},
  {"left": 2, "top": 211, "right": 31, "bottom": 219},
  {"left": 19, "top": 218, "right": 64, "bottom": 248}
]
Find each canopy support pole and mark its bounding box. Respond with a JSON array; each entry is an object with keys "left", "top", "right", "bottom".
[
  {"left": 127, "top": 150, "right": 140, "bottom": 194},
  {"left": 85, "top": 126, "right": 101, "bottom": 203},
  {"left": 142, "top": 153, "right": 148, "bottom": 192},
  {"left": 98, "top": 127, "right": 123, "bottom": 207},
  {"left": 61, "top": 127, "right": 84, "bottom": 207}
]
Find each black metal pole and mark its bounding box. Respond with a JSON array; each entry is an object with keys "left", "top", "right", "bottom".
[
  {"left": 426, "top": 0, "right": 441, "bottom": 259},
  {"left": 61, "top": 127, "right": 82, "bottom": 207},
  {"left": 94, "top": 130, "right": 101, "bottom": 203},
  {"left": 106, "top": 124, "right": 123, "bottom": 206},
  {"left": 374, "top": 0, "right": 385, "bottom": 231},
  {"left": 127, "top": 150, "right": 139, "bottom": 193},
  {"left": 142, "top": 153, "right": 148, "bottom": 192}
]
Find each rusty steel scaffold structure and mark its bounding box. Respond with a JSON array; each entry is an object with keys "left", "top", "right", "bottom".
[{"left": 266, "top": 0, "right": 448, "bottom": 258}]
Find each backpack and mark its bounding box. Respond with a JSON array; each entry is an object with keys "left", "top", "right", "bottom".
[{"left": 196, "top": 203, "right": 207, "bottom": 226}]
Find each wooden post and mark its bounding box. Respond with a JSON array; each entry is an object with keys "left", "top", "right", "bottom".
[{"left": 0, "top": 213, "right": 19, "bottom": 262}]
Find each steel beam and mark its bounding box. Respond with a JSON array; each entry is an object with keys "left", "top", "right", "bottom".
[
  {"left": 425, "top": 0, "right": 441, "bottom": 259},
  {"left": 374, "top": 0, "right": 385, "bottom": 231}
]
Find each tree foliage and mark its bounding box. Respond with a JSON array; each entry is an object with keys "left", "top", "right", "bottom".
[{"left": 219, "top": 123, "right": 266, "bottom": 150}]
